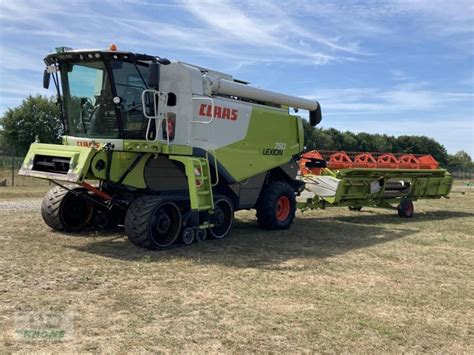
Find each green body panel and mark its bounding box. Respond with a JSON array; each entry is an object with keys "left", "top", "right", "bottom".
[
  {"left": 298, "top": 168, "right": 453, "bottom": 210},
  {"left": 19, "top": 140, "right": 195, "bottom": 190},
  {"left": 215, "top": 106, "right": 302, "bottom": 182},
  {"left": 89, "top": 150, "right": 150, "bottom": 188},
  {"left": 18, "top": 143, "right": 96, "bottom": 183},
  {"left": 334, "top": 168, "right": 453, "bottom": 202},
  {"left": 19, "top": 141, "right": 214, "bottom": 217},
  {"left": 123, "top": 140, "right": 193, "bottom": 155}
]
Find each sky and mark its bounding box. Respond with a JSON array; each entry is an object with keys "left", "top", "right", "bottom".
[{"left": 0, "top": 0, "right": 473, "bottom": 155}]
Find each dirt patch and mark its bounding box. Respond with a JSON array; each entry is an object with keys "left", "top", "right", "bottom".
[{"left": 0, "top": 199, "right": 41, "bottom": 213}]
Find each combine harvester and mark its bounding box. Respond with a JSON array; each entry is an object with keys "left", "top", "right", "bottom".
[{"left": 18, "top": 45, "right": 453, "bottom": 249}]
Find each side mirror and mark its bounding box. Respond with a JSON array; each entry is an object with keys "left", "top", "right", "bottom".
[
  {"left": 147, "top": 63, "right": 159, "bottom": 88},
  {"left": 43, "top": 70, "right": 51, "bottom": 89},
  {"left": 309, "top": 102, "right": 322, "bottom": 126},
  {"left": 157, "top": 58, "right": 171, "bottom": 65}
]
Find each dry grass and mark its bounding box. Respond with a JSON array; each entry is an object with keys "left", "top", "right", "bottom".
[{"left": 0, "top": 183, "right": 473, "bottom": 352}]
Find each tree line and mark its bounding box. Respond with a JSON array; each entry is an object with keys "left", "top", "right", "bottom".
[
  {"left": 0, "top": 95, "right": 472, "bottom": 171},
  {"left": 302, "top": 120, "right": 472, "bottom": 170}
]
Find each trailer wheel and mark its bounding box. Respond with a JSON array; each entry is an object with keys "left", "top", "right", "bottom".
[
  {"left": 397, "top": 199, "right": 414, "bottom": 218},
  {"left": 209, "top": 197, "right": 234, "bottom": 239},
  {"left": 256, "top": 181, "right": 296, "bottom": 230},
  {"left": 41, "top": 186, "right": 94, "bottom": 232},
  {"left": 125, "top": 196, "right": 182, "bottom": 249}
]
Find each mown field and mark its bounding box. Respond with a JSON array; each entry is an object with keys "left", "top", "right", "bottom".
[{"left": 0, "top": 183, "right": 473, "bottom": 352}]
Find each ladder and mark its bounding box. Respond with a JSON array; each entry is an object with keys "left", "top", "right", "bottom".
[{"left": 170, "top": 156, "right": 214, "bottom": 212}]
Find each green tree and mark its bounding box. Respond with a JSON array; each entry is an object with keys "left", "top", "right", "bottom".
[
  {"left": 394, "top": 135, "right": 449, "bottom": 166},
  {"left": 341, "top": 131, "right": 358, "bottom": 151},
  {"left": 298, "top": 118, "right": 452, "bottom": 167},
  {"left": 447, "top": 151, "right": 473, "bottom": 170},
  {"left": 0, "top": 129, "right": 4, "bottom": 149},
  {"left": 0, "top": 95, "right": 62, "bottom": 153}
]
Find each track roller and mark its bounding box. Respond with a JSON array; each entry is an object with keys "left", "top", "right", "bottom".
[
  {"left": 125, "top": 196, "right": 182, "bottom": 249},
  {"left": 181, "top": 227, "right": 195, "bottom": 245},
  {"left": 195, "top": 229, "right": 207, "bottom": 242}
]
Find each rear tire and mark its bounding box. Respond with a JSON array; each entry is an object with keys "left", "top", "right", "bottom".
[
  {"left": 41, "top": 186, "right": 94, "bottom": 231},
  {"left": 125, "top": 196, "right": 182, "bottom": 249},
  {"left": 256, "top": 181, "right": 296, "bottom": 230}
]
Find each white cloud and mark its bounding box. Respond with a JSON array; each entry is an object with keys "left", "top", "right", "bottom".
[
  {"left": 306, "top": 86, "right": 474, "bottom": 113},
  {"left": 180, "top": 0, "right": 365, "bottom": 65}
]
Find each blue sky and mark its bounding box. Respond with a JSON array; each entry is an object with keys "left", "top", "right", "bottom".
[{"left": 0, "top": 0, "right": 473, "bottom": 155}]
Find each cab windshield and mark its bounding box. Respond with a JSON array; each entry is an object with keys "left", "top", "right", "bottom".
[{"left": 60, "top": 60, "right": 150, "bottom": 139}]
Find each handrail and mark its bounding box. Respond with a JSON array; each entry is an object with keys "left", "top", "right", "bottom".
[
  {"left": 141, "top": 89, "right": 170, "bottom": 144},
  {"left": 206, "top": 149, "right": 219, "bottom": 187},
  {"left": 191, "top": 96, "right": 215, "bottom": 124}
]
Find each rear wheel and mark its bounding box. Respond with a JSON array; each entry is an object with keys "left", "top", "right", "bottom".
[
  {"left": 397, "top": 198, "right": 414, "bottom": 218},
  {"left": 256, "top": 181, "right": 296, "bottom": 230},
  {"left": 209, "top": 197, "right": 234, "bottom": 239},
  {"left": 41, "top": 186, "right": 94, "bottom": 231},
  {"left": 125, "top": 196, "right": 182, "bottom": 249}
]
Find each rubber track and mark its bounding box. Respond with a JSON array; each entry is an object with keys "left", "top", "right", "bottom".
[
  {"left": 124, "top": 196, "right": 162, "bottom": 249},
  {"left": 41, "top": 186, "right": 69, "bottom": 231},
  {"left": 256, "top": 181, "right": 296, "bottom": 230}
]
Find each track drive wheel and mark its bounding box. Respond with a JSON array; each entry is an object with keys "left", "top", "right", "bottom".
[
  {"left": 256, "top": 181, "right": 296, "bottom": 230},
  {"left": 125, "top": 196, "right": 182, "bottom": 249},
  {"left": 209, "top": 196, "right": 234, "bottom": 239},
  {"left": 41, "top": 186, "right": 94, "bottom": 232},
  {"left": 397, "top": 198, "right": 414, "bottom": 218}
]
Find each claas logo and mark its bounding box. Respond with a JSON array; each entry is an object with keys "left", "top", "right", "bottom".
[
  {"left": 199, "top": 104, "right": 238, "bottom": 121},
  {"left": 77, "top": 141, "right": 100, "bottom": 148}
]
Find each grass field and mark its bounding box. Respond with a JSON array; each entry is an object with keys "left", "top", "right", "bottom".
[
  {"left": 0, "top": 167, "right": 51, "bottom": 188},
  {"left": 1, "top": 183, "right": 473, "bottom": 352}
]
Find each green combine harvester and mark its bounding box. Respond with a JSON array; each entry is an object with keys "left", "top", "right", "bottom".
[{"left": 18, "top": 45, "right": 453, "bottom": 249}]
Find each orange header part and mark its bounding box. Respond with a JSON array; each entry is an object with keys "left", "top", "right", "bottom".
[{"left": 300, "top": 150, "right": 439, "bottom": 175}]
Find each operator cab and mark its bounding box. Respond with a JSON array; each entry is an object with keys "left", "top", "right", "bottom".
[{"left": 43, "top": 45, "right": 172, "bottom": 142}]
